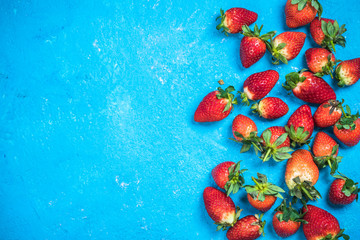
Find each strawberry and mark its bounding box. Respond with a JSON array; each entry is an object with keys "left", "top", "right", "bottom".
[
  {"left": 272, "top": 200, "right": 306, "bottom": 238},
  {"left": 335, "top": 58, "right": 360, "bottom": 87},
  {"left": 240, "top": 24, "right": 276, "bottom": 68},
  {"left": 216, "top": 8, "right": 258, "bottom": 35},
  {"left": 283, "top": 69, "right": 336, "bottom": 104},
  {"left": 266, "top": 31, "right": 306, "bottom": 64},
  {"left": 285, "top": 149, "right": 321, "bottom": 204},
  {"left": 259, "top": 126, "right": 293, "bottom": 162},
  {"left": 285, "top": 0, "right": 323, "bottom": 28},
  {"left": 226, "top": 214, "right": 265, "bottom": 240},
  {"left": 203, "top": 187, "right": 241, "bottom": 230},
  {"left": 305, "top": 48, "right": 338, "bottom": 78},
  {"left": 302, "top": 205, "right": 349, "bottom": 240},
  {"left": 240, "top": 70, "right": 279, "bottom": 105},
  {"left": 212, "top": 161, "right": 247, "bottom": 196},
  {"left": 329, "top": 172, "right": 359, "bottom": 205},
  {"left": 285, "top": 105, "right": 314, "bottom": 147},
  {"left": 310, "top": 18, "right": 346, "bottom": 52},
  {"left": 251, "top": 97, "right": 289, "bottom": 119},
  {"left": 313, "top": 99, "right": 342, "bottom": 128},
  {"left": 231, "top": 115, "right": 263, "bottom": 153},
  {"left": 312, "top": 132, "right": 342, "bottom": 175},
  {"left": 245, "top": 173, "right": 285, "bottom": 212},
  {"left": 194, "top": 86, "right": 237, "bottom": 122},
  {"left": 333, "top": 104, "right": 360, "bottom": 146}
]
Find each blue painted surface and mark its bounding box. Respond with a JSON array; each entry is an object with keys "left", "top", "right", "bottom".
[{"left": 1, "top": 0, "right": 360, "bottom": 239}]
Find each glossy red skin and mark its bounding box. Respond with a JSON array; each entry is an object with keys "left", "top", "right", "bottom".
[
  {"left": 336, "top": 58, "right": 360, "bottom": 86},
  {"left": 261, "top": 126, "right": 290, "bottom": 149},
  {"left": 329, "top": 179, "right": 357, "bottom": 205},
  {"left": 313, "top": 101, "right": 342, "bottom": 128},
  {"left": 243, "top": 70, "right": 279, "bottom": 100},
  {"left": 287, "top": 105, "right": 314, "bottom": 141},
  {"left": 285, "top": 0, "right": 317, "bottom": 28},
  {"left": 258, "top": 97, "right": 289, "bottom": 119},
  {"left": 312, "top": 132, "right": 338, "bottom": 157},
  {"left": 240, "top": 36, "right": 266, "bottom": 68},
  {"left": 293, "top": 71, "right": 336, "bottom": 104},
  {"left": 224, "top": 8, "right": 258, "bottom": 34},
  {"left": 211, "top": 161, "right": 235, "bottom": 189},
  {"left": 305, "top": 48, "right": 335, "bottom": 74},
  {"left": 232, "top": 114, "right": 257, "bottom": 141},
  {"left": 302, "top": 205, "right": 341, "bottom": 240},
  {"left": 334, "top": 118, "right": 360, "bottom": 146},
  {"left": 310, "top": 18, "right": 335, "bottom": 46},
  {"left": 273, "top": 211, "right": 301, "bottom": 238},
  {"left": 203, "top": 187, "right": 235, "bottom": 224},
  {"left": 247, "top": 194, "right": 276, "bottom": 212},
  {"left": 226, "top": 215, "right": 261, "bottom": 240},
  {"left": 273, "top": 32, "right": 306, "bottom": 60},
  {"left": 194, "top": 90, "right": 232, "bottom": 122}
]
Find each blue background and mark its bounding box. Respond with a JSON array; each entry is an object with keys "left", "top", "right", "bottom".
[{"left": 1, "top": 0, "right": 360, "bottom": 239}]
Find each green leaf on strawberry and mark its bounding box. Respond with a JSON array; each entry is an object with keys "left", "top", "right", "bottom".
[
  {"left": 332, "top": 172, "right": 359, "bottom": 200},
  {"left": 275, "top": 199, "right": 308, "bottom": 223},
  {"left": 224, "top": 161, "right": 248, "bottom": 196},
  {"left": 216, "top": 86, "right": 238, "bottom": 113},
  {"left": 289, "top": 177, "right": 321, "bottom": 205},
  {"left": 260, "top": 129, "right": 293, "bottom": 162},
  {"left": 321, "top": 20, "right": 347, "bottom": 52},
  {"left": 313, "top": 144, "right": 343, "bottom": 175},
  {"left": 245, "top": 173, "right": 285, "bottom": 201}
]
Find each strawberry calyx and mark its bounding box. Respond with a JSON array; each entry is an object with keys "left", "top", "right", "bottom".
[
  {"left": 283, "top": 69, "right": 308, "bottom": 92},
  {"left": 289, "top": 177, "right": 321, "bottom": 205},
  {"left": 322, "top": 99, "right": 343, "bottom": 115},
  {"left": 241, "top": 24, "right": 276, "bottom": 42},
  {"left": 231, "top": 131, "right": 263, "bottom": 154},
  {"left": 216, "top": 9, "right": 230, "bottom": 36},
  {"left": 251, "top": 213, "right": 266, "bottom": 236},
  {"left": 319, "top": 229, "right": 350, "bottom": 240},
  {"left": 260, "top": 129, "right": 293, "bottom": 162},
  {"left": 274, "top": 199, "right": 307, "bottom": 223},
  {"left": 313, "top": 144, "right": 343, "bottom": 175},
  {"left": 335, "top": 104, "right": 360, "bottom": 131},
  {"left": 216, "top": 86, "right": 238, "bottom": 113},
  {"left": 333, "top": 172, "right": 359, "bottom": 200},
  {"left": 224, "top": 161, "right": 248, "bottom": 196},
  {"left": 245, "top": 173, "right": 285, "bottom": 201},
  {"left": 285, "top": 125, "right": 312, "bottom": 148},
  {"left": 265, "top": 38, "right": 288, "bottom": 65},
  {"left": 320, "top": 20, "right": 347, "bottom": 53},
  {"left": 335, "top": 64, "right": 347, "bottom": 87},
  {"left": 314, "top": 53, "right": 340, "bottom": 79},
  {"left": 215, "top": 206, "right": 242, "bottom": 231},
  {"left": 291, "top": 0, "right": 323, "bottom": 18}
]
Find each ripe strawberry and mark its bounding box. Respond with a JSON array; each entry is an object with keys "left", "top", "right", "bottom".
[
  {"left": 259, "top": 126, "right": 292, "bottom": 162},
  {"left": 302, "top": 205, "right": 349, "bottom": 240},
  {"left": 272, "top": 200, "right": 306, "bottom": 238},
  {"left": 285, "top": 0, "right": 323, "bottom": 28},
  {"left": 240, "top": 70, "right": 279, "bottom": 105},
  {"left": 194, "top": 86, "right": 237, "bottom": 122},
  {"left": 285, "top": 149, "right": 321, "bottom": 204},
  {"left": 335, "top": 58, "right": 360, "bottom": 87},
  {"left": 245, "top": 173, "right": 285, "bottom": 212},
  {"left": 312, "top": 132, "right": 342, "bottom": 175},
  {"left": 310, "top": 18, "right": 346, "bottom": 52},
  {"left": 333, "top": 104, "right": 360, "bottom": 146},
  {"left": 240, "top": 24, "right": 276, "bottom": 68},
  {"left": 305, "top": 48, "right": 337, "bottom": 78},
  {"left": 313, "top": 100, "right": 342, "bottom": 128},
  {"left": 212, "top": 161, "right": 247, "bottom": 196},
  {"left": 251, "top": 97, "right": 289, "bottom": 119},
  {"left": 285, "top": 105, "right": 314, "bottom": 147},
  {"left": 283, "top": 69, "right": 336, "bottom": 104},
  {"left": 231, "top": 115, "right": 263, "bottom": 153},
  {"left": 203, "top": 187, "right": 241, "bottom": 230},
  {"left": 266, "top": 31, "right": 306, "bottom": 64},
  {"left": 226, "top": 214, "right": 265, "bottom": 240},
  {"left": 329, "top": 172, "right": 359, "bottom": 205},
  {"left": 216, "top": 8, "right": 258, "bottom": 35}
]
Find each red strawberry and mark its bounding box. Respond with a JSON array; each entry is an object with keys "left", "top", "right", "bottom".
[
  {"left": 216, "top": 8, "right": 258, "bottom": 35},
  {"left": 232, "top": 115, "right": 262, "bottom": 153},
  {"left": 305, "top": 48, "right": 337, "bottom": 78},
  {"left": 226, "top": 214, "right": 265, "bottom": 240},
  {"left": 203, "top": 187, "right": 240, "bottom": 230},
  {"left": 329, "top": 173, "right": 359, "bottom": 205},
  {"left": 251, "top": 97, "right": 289, "bottom": 119},
  {"left": 240, "top": 24, "right": 276, "bottom": 68},
  {"left": 310, "top": 18, "right": 346, "bottom": 52},
  {"left": 313, "top": 100, "right": 342, "bottom": 128},
  {"left": 245, "top": 173, "right": 285, "bottom": 212},
  {"left": 240, "top": 70, "right": 279, "bottom": 105},
  {"left": 212, "top": 161, "right": 247, "bottom": 196},
  {"left": 259, "top": 126, "right": 292, "bottom": 162},
  {"left": 312, "top": 132, "right": 342, "bottom": 175},
  {"left": 285, "top": 0, "right": 322, "bottom": 28},
  {"left": 286, "top": 105, "right": 314, "bottom": 147},
  {"left": 335, "top": 58, "right": 360, "bottom": 87},
  {"left": 302, "top": 205, "right": 349, "bottom": 240},
  {"left": 333, "top": 105, "right": 360, "bottom": 146},
  {"left": 283, "top": 70, "right": 336, "bottom": 104},
  {"left": 266, "top": 31, "right": 306, "bottom": 64},
  {"left": 194, "top": 86, "right": 237, "bottom": 122}
]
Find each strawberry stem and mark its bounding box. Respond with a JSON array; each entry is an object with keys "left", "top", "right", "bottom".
[{"left": 262, "top": 148, "right": 272, "bottom": 162}]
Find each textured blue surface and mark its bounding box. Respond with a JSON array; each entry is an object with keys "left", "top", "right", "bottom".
[{"left": 1, "top": 0, "right": 360, "bottom": 239}]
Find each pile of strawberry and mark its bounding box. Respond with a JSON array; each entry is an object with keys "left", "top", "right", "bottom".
[{"left": 196, "top": 1, "right": 360, "bottom": 239}]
